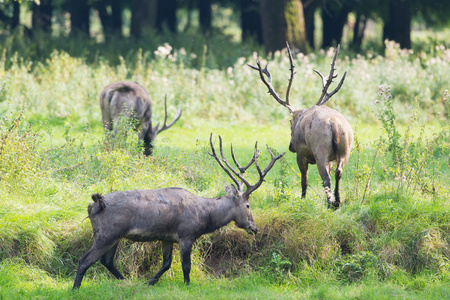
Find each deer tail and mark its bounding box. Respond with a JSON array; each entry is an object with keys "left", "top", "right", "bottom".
[
  {"left": 331, "top": 122, "right": 344, "bottom": 178},
  {"left": 88, "top": 193, "right": 106, "bottom": 216}
]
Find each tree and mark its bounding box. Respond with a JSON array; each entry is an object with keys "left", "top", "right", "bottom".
[
  {"left": 130, "top": 0, "right": 157, "bottom": 39},
  {"left": 199, "top": 0, "right": 212, "bottom": 35},
  {"left": 11, "top": 0, "right": 19, "bottom": 30},
  {"left": 94, "top": 0, "right": 123, "bottom": 39},
  {"left": 351, "top": 13, "right": 368, "bottom": 50},
  {"left": 259, "top": 0, "right": 307, "bottom": 53},
  {"left": 241, "top": 0, "right": 263, "bottom": 44},
  {"left": 156, "top": 0, "right": 177, "bottom": 33},
  {"left": 67, "top": 0, "right": 90, "bottom": 36},
  {"left": 321, "top": 0, "right": 350, "bottom": 49},
  {"left": 303, "top": 0, "right": 320, "bottom": 49},
  {"left": 383, "top": 0, "right": 411, "bottom": 49},
  {"left": 0, "top": 0, "right": 22, "bottom": 33},
  {"left": 32, "top": 0, "right": 53, "bottom": 34}
]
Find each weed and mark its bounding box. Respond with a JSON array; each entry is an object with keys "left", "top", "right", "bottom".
[
  {"left": 336, "top": 251, "right": 379, "bottom": 283},
  {"left": 260, "top": 251, "right": 292, "bottom": 283}
]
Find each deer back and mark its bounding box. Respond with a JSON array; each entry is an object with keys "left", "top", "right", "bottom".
[
  {"left": 100, "top": 81, "right": 152, "bottom": 125},
  {"left": 88, "top": 187, "right": 256, "bottom": 243},
  {"left": 289, "top": 106, "right": 353, "bottom": 164}
]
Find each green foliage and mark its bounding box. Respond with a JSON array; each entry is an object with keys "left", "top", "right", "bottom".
[
  {"left": 336, "top": 251, "right": 379, "bottom": 283},
  {"left": 376, "top": 85, "right": 401, "bottom": 162},
  {"left": 0, "top": 108, "right": 43, "bottom": 189},
  {"left": 259, "top": 251, "right": 293, "bottom": 283}
]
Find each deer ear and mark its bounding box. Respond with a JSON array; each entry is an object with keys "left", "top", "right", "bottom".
[{"left": 224, "top": 182, "right": 238, "bottom": 196}]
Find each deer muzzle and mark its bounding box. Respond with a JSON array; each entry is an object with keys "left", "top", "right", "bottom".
[{"left": 247, "top": 223, "right": 258, "bottom": 235}]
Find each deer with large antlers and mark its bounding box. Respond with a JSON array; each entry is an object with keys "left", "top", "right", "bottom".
[
  {"left": 249, "top": 43, "right": 353, "bottom": 208},
  {"left": 72, "top": 134, "right": 284, "bottom": 289},
  {"left": 100, "top": 81, "right": 182, "bottom": 155}
]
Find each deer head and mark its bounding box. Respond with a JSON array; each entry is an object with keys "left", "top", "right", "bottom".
[{"left": 248, "top": 42, "right": 347, "bottom": 113}]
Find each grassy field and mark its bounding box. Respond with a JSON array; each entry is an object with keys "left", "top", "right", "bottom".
[{"left": 1, "top": 31, "right": 450, "bottom": 299}]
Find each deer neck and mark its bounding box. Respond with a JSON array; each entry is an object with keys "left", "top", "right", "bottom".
[{"left": 200, "top": 196, "right": 237, "bottom": 234}]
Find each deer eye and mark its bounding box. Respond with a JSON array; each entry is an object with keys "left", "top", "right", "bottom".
[{"left": 246, "top": 204, "right": 250, "bottom": 209}]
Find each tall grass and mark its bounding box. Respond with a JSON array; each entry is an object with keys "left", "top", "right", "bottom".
[{"left": 0, "top": 36, "right": 449, "bottom": 298}]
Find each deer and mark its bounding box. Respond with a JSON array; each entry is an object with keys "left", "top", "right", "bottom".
[
  {"left": 72, "top": 133, "right": 285, "bottom": 290},
  {"left": 248, "top": 43, "right": 353, "bottom": 209},
  {"left": 100, "top": 81, "right": 182, "bottom": 156}
]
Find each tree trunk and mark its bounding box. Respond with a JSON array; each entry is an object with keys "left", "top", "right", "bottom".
[
  {"left": 12, "top": 1, "right": 20, "bottom": 30},
  {"left": 156, "top": 0, "right": 177, "bottom": 33},
  {"left": 259, "top": 0, "right": 307, "bottom": 53},
  {"left": 303, "top": 0, "right": 319, "bottom": 50},
  {"left": 96, "top": 0, "right": 123, "bottom": 37},
  {"left": 110, "top": 0, "right": 122, "bottom": 35},
  {"left": 96, "top": 1, "right": 110, "bottom": 35},
  {"left": 68, "top": 0, "right": 90, "bottom": 36},
  {"left": 351, "top": 13, "right": 367, "bottom": 50},
  {"left": 130, "top": 0, "right": 157, "bottom": 39},
  {"left": 321, "top": 1, "right": 350, "bottom": 49},
  {"left": 241, "top": 0, "right": 263, "bottom": 44},
  {"left": 199, "top": 0, "right": 212, "bottom": 35},
  {"left": 32, "top": 0, "right": 53, "bottom": 33},
  {"left": 383, "top": 0, "right": 411, "bottom": 49}
]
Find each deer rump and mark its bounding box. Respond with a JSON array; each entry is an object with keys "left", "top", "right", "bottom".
[
  {"left": 100, "top": 81, "right": 153, "bottom": 141},
  {"left": 289, "top": 106, "right": 352, "bottom": 165}
]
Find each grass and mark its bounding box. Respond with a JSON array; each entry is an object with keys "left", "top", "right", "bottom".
[{"left": 1, "top": 31, "right": 450, "bottom": 298}]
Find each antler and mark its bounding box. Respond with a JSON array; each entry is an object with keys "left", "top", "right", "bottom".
[
  {"left": 243, "top": 144, "right": 286, "bottom": 198},
  {"left": 154, "top": 94, "right": 182, "bottom": 135},
  {"left": 248, "top": 41, "right": 297, "bottom": 114},
  {"left": 208, "top": 133, "right": 285, "bottom": 199},
  {"left": 313, "top": 44, "right": 347, "bottom": 106}
]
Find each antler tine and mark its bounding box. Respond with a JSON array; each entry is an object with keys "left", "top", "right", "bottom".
[
  {"left": 208, "top": 134, "right": 241, "bottom": 189},
  {"left": 231, "top": 142, "right": 257, "bottom": 174},
  {"left": 320, "top": 70, "right": 347, "bottom": 106},
  {"left": 218, "top": 136, "right": 241, "bottom": 178},
  {"left": 314, "top": 44, "right": 347, "bottom": 106},
  {"left": 261, "top": 145, "right": 286, "bottom": 178},
  {"left": 162, "top": 94, "right": 168, "bottom": 127},
  {"left": 155, "top": 95, "right": 182, "bottom": 135},
  {"left": 285, "top": 41, "right": 296, "bottom": 105},
  {"left": 209, "top": 134, "right": 252, "bottom": 191},
  {"left": 313, "top": 69, "right": 327, "bottom": 88},
  {"left": 243, "top": 145, "right": 286, "bottom": 198},
  {"left": 248, "top": 53, "right": 296, "bottom": 114}
]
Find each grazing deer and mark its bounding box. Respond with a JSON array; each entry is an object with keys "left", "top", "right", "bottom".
[
  {"left": 249, "top": 43, "right": 353, "bottom": 208},
  {"left": 72, "top": 134, "right": 285, "bottom": 289},
  {"left": 100, "top": 81, "right": 182, "bottom": 155}
]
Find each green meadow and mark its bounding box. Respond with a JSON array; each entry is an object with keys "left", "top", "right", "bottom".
[{"left": 1, "top": 29, "right": 450, "bottom": 299}]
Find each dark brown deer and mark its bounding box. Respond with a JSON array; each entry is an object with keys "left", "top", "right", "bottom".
[
  {"left": 249, "top": 43, "right": 353, "bottom": 208},
  {"left": 72, "top": 134, "right": 284, "bottom": 289},
  {"left": 100, "top": 81, "right": 182, "bottom": 155}
]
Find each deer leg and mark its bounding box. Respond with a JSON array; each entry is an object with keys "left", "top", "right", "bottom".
[
  {"left": 316, "top": 160, "right": 337, "bottom": 208},
  {"left": 103, "top": 121, "right": 113, "bottom": 131},
  {"left": 334, "top": 160, "right": 344, "bottom": 206},
  {"left": 148, "top": 241, "right": 173, "bottom": 285},
  {"left": 179, "top": 241, "right": 193, "bottom": 285},
  {"left": 100, "top": 242, "right": 124, "bottom": 280},
  {"left": 296, "top": 155, "right": 309, "bottom": 198},
  {"left": 73, "top": 238, "right": 120, "bottom": 290},
  {"left": 140, "top": 115, "right": 153, "bottom": 156}
]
